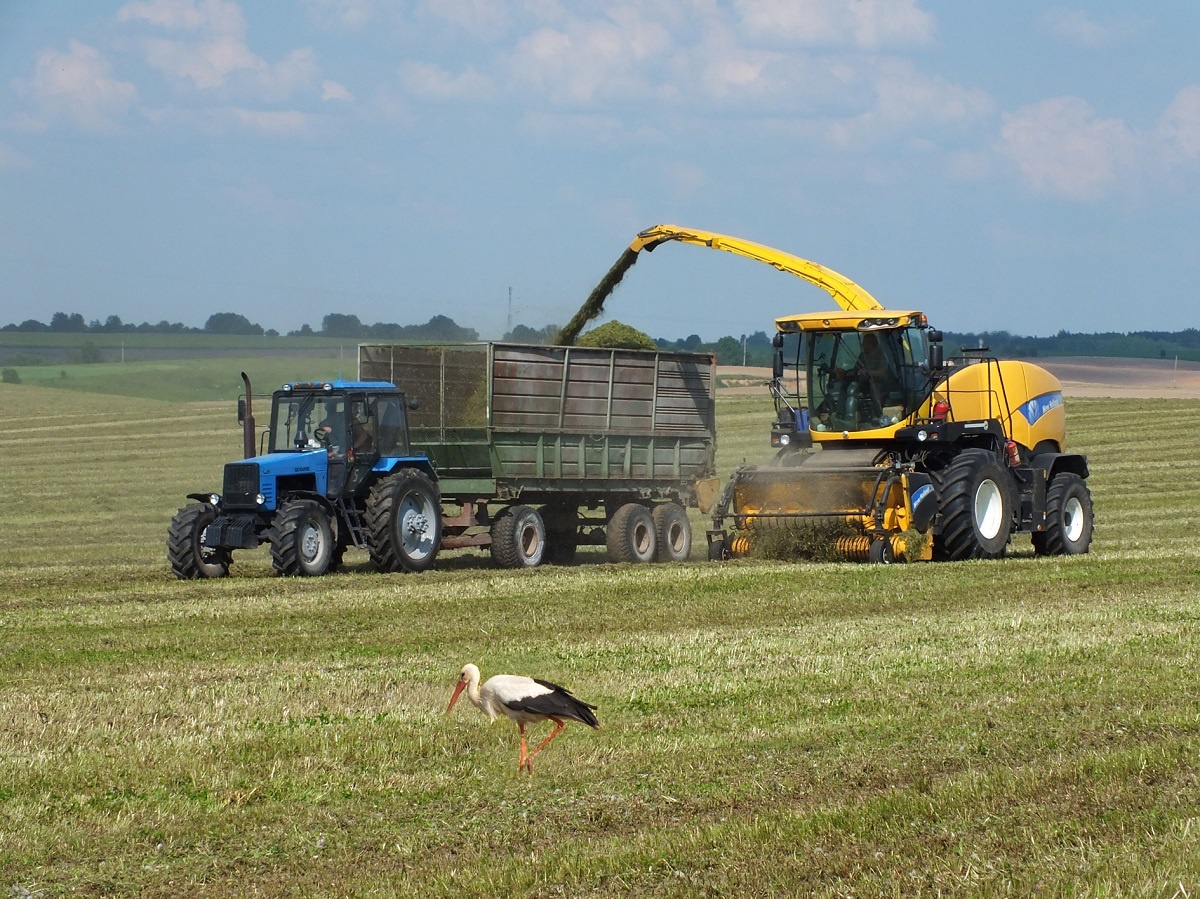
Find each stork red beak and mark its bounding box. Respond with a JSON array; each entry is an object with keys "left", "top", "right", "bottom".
[{"left": 446, "top": 679, "right": 466, "bottom": 714}]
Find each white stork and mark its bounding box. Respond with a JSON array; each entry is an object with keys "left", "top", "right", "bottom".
[{"left": 445, "top": 663, "right": 599, "bottom": 774}]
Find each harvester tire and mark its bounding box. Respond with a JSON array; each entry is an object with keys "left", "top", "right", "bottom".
[
  {"left": 652, "top": 503, "right": 691, "bottom": 562},
  {"left": 491, "top": 505, "right": 546, "bottom": 569},
  {"left": 366, "top": 468, "right": 442, "bottom": 573},
  {"left": 269, "top": 499, "right": 334, "bottom": 577},
  {"left": 868, "top": 538, "right": 895, "bottom": 564},
  {"left": 607, "top": 502, "right": 656, "bottom": 564},
  {"left": 541, "top": 504, "right": 579, "bottom": 566},
  {"left": 168, "top": 503, "right": 231, "bottom": 580},
  {"left": 1032, "top": 472, "right": 1094, "bottom": 556},
  {"left": 934, "top": 449, "right": 1013, "bottom": 561}
]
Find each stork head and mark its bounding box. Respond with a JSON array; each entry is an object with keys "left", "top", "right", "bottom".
[{"left": 446, "top": 663, "right": 480, "bottom": 714}]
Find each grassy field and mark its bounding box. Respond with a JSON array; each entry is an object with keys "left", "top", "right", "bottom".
[{"left": 1, "top": 376, "right": 1198, "bottom": 897}]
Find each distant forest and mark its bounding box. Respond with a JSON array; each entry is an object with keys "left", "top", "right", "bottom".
[{"left": 4, "top": 310, "right": 1199, "bottom": 366}]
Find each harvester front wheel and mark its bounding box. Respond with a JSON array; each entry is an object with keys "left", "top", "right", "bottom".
[
  {"left": 868, "top": 538, "right": 895, "bottom": 564},
  {"left": 1032, "top": 472, "right": 1094, "bottom": 556},
  {"left": 367, "top": 468, "right": 442, "bottom": 573},
  {"left": 491, "top": 505, "right": 546, "bottom": 569},
  {"left": 934, "top": 449, "right": 1013, "bottom": 561},
  {"left": 168, "top": 503, "right": 231, "bottom": 579},
  {"left": 653, "top": 503, "right": 692, "bottom": 562},
  {"left": 270, "top": 499, "right": 335, "bottom": 576},
  {"left": 607, "top": 502, "right": 656, "bottom": 564}
]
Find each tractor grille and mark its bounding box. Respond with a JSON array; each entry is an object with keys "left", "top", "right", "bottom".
[{"left": 222, "top": 462, "right": 260, "bottom": 509}]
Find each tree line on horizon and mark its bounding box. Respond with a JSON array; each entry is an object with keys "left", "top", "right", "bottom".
[{"left": 3, "top": 310, "right": 1198, "bottom": 365}]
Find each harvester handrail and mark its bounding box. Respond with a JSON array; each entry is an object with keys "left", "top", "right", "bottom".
[{"left": 632, "top": 224, "right": 885, "bottom": 312}]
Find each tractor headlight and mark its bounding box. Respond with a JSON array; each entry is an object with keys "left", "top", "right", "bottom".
[
  {"left": 256, "top": 493, "right": 266, "bottom": 505},
  {"left": 779, "top": 434, "right": 790, "bottom": 446},
  {"left": 917, "top": 429, "right": 928, "bottom": 442},
  {"left": 209, "top": 493, "right": 220, "bottom": 506}
]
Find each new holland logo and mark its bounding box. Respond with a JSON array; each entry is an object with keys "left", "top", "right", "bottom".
[{"left": 1019, "top": 392, "right": 1064, "bottom": 425}]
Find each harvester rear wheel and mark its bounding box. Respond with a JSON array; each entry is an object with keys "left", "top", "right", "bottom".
[
  {"left": 607, "top": 502, "right": 656, "bottom": 564},
  {"left": 270, "top": 499, "right": 334, "bottom": 576},
  {"left": 1032, "top": 472, "right": 1094, "bottom": 556},
  {"left": 652, "top": 503, "right": 691, "bottom": 562},
  {"left": 934, "top": 449, "right": 1013, "bottom": 561},
  {"left": 366, "top": 468, "right": 442, "bottom": 572},
  {"left": 167, "top": 503, "right": 231, "bottom": 580},
  {"left": 490, "top": 505, "right": 546, "bottom": 569}
]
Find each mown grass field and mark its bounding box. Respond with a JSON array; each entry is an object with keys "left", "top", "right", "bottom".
[{"left": 1, "top": 373, "right": 1198, "bottom": 897}]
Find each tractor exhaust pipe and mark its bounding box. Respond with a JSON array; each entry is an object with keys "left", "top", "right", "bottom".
[{"left": 238, "top": 371, "right": 256, "bottom": 459}]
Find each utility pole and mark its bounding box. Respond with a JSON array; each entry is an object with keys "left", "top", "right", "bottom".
[{"left": 507, "top": 287, "right": 513, "bottom": 334}]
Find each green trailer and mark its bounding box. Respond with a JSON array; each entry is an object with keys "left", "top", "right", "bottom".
[{"left": 358, "top": 342, "right": 718, "bottom": 567}]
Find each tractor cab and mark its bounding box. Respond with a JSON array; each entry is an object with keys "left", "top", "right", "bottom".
[
  {"left": 265, "top": 381, "right": 412, "bottom": 500},
  {"left": 771, "top": 311, "right": 941, "bottom": 446}
]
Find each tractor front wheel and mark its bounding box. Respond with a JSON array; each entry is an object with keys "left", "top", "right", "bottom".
[
  {"left": 167, "top": 503, "right": 231, "bottom": 580},
  {"left": 366, "top": 468, "right": 442, "bottom": 572},
  {"left": 270, "top": 499, "right": 335, "bottom": 576},
  {"left": 1032, "top": 472, "right": 1094, "bottom": 556},
  {"left": 934, "top": 449, "right": 1014, "bottom": 561}
]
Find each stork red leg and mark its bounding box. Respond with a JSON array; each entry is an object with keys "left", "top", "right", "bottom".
[
  {"left": 525, "top": 717, "right": 566, "bottom": 770},
  {"left": 517, "top": 721, "right": 530, "bottom": 773}
]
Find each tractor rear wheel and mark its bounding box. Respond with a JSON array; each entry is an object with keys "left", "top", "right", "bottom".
[
  {"left": 270, "top": 499, "right": 335, "bottom": 576},
  {"left": 366, "top": 468, "right": 442, "bottom": 572},
  {"left": 934, "top": 449, "right": 1014, "bottom": 561},
  {"left": 490, "top": 505, "right": 546, "bottom": 569},
  {"left": 1032, "top": 472, "right": 1094, "bottom": 556},
  {"left": 607, "top": 502, "right": 656, "bottom": 564},
  {"left": 167, "top": 503, "right": 231, "bottom": 580},
  {"left": 652, "top": 503, "right": 691, "bottom": 562}
]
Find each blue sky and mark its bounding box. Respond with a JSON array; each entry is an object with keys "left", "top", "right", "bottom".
[{"left": 2, "top": 1, "right": 1199, "bottom": 341}]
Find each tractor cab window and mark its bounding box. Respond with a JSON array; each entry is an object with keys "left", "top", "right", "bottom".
[
  {"left": 809, "top": 327, "right": 929, "bottom": 432},
  {"left": 271, "top": 394, "right": 347, "bottom": 453},
  {"left": 372, "top": 395, "right": 409, "bottom": 456}
]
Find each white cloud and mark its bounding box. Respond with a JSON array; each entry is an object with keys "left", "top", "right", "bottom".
[
  {"left": 322, "top": 80, "right": 354, "bottom": 102},
  {"left": 400, "top": 62, "right": 494, "bottom": 100},
  {"left": 1041, "top": 9, "right": 1113, "bottom": 48},
  {"left": 733, "top": 0, "right": 936, "bottom": 49},
  {"left": 1157, "top": 86, "right": 1200, "bottom": 163},
  {"left": 997, "top": 97, "right": 1137, "bottom": 200},
  {"left": 13, "top": 40, "right": 138, "bottom": 132}
]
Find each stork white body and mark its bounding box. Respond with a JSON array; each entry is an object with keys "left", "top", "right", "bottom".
[{"left": 446, "top": 663, "right": 599, "bottom": 774}]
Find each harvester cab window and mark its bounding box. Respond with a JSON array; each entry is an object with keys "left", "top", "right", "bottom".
[{"left": 810, "top": 329, "right": 918, "bottom": 432}]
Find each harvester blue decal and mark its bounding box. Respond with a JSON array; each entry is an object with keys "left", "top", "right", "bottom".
[
  {"left": 1018, "top": 391, "right": 1063, "bottom": 425},
  {"left": 909, "top": 483, "right": 934, "bottom": 512}
]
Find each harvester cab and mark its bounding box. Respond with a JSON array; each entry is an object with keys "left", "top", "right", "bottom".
[{"left": 169, "top": 377, "right": 443, "bottom": 579}]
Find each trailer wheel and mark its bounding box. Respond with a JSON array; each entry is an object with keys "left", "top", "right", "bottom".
[
  {"left": 541, "top": 504, "right": 579, "bottom": 566},
  {"left": 607, "top": 502, "right": 656, "bottom": 564},
  {"left": 934, "top": 449, "right": 1013, "bottom": 561},
  {"left": 167, "top": 503, "right": 231, "bottom": 580},
  {"left": 652, "top": 503, "right": 691, "bottom": 562},
  {"left": 270, "top": 499, "right": 334, "bottom": 576},
  {"left": 367, "top": 468, "right": 442, "bottom": 572},
  {"left": 491, "top": 505, "right": 546, "bottom": 569},
  {"left": 1032, "top": 472, "right": 1094, "bottom": 556}
]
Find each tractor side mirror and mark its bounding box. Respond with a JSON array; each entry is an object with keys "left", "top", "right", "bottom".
[
  {"left": 772, "top": 349, "right": 784, "bottom": 380},
  {"left": 237, "top": 398, "right": 246, "bottom": 425},
  {"left": 407, "top": 398, "right": 421, "bottom": 411},
  {"left": 772, "top": 332, "right": 784, "bottom": 349}
]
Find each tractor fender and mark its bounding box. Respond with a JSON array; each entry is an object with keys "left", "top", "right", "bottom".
[
  {"left": 371, "top": 456, "right": 439, "bottom": 484},
  {"left": 1029, "top": 452, "right": 1090, "bottom": 481},
  {"left": 187, "top": 492, "right": 218, "bottom": 505}
]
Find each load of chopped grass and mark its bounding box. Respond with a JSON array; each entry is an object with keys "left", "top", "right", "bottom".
[{"left": 744, "top": 518, "right": 859, "bottom": 561}]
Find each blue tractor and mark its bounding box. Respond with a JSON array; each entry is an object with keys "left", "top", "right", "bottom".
[{"left": 168, "top": 375, "right": 440, "bottom": 577}]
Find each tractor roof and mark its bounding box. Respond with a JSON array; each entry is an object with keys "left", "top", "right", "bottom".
[{"left": 279, "top": 379, "right": 398, "bottom": 393}]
